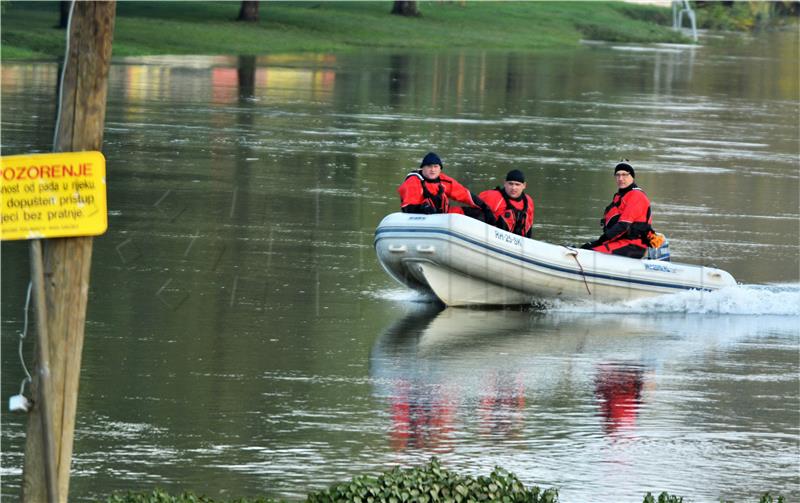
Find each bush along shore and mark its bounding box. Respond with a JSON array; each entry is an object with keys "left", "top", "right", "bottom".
[{"left": 100, "top": 458, "right": 785, "bottom": 503}]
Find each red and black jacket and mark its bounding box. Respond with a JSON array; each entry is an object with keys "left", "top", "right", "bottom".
[
  {"left": 591, "top": 183, "right": 652, "bottom": 251},
  {"left": 479, "top": 187, "right": 535, "bottom": 238},
  {"left": 398, "top": 171, "right": 481, "bottom": 214}
]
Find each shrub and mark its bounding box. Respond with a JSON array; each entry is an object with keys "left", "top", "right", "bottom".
[
  {"left": 643, "top": 492, "right": 683, "bottom": 503},
  {"left": 101, "top": 465, "right": 786, "bottom": 503},
  {"left": 103, "top": 488, "right": 280, "bottom": 503},
  {"left": 758, "top": 492, "right": 786, "bottom": 503},
  {"left": 306, "top": 458, "right": 558, "bottom": 503}
]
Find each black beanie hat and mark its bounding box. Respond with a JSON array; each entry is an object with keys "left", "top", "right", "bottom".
[
  {"left": 420, "top": 152, "right": 443, "bottom": 168},
  {"left": 614, "top": 161, "right": 635, "bottom": 178},
  {"left": 505, "top": 169, "right": 525, "bottom": 183}
]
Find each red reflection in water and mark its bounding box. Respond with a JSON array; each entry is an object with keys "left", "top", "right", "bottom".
[
  {"left": 389, "top": 381, "right": 454, "bottom": 452},
  {"left": 595, "top": 363, "right": 645, "bottom": 435},
  {"left": 478, "top": 371, "right": 526, "bottom": 437},
  {"left": 211, "top": 67, "right": 238, "bottom": 104}
]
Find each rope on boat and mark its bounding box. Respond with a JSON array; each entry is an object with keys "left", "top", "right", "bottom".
[{"left": 563, "top": 246, "right": 591, "bottom": 295}]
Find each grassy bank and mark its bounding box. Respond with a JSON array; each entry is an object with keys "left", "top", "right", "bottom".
[{"left": 1, "top": 1, "right": 687, "bottom": 60}]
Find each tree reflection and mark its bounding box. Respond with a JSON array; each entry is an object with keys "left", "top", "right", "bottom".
[
  {"left": 237, "top": 55, "right": 256, "bottom": 101},
  {"left": 388, "top": 54, "right": 410, "bottom": 108}
]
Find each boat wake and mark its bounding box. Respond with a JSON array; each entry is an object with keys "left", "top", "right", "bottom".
[
  {"left": 367, "top": 288, "right": 437, "bottom": 304},
  {"left": 372, "top": 282, "right": 800, "bottom": 316},
  {"left": 550, "top": 283, "right": 800, "bottom": 316}
]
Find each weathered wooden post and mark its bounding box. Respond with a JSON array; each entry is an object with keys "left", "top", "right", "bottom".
[{"left": 21, "top": 2, "right": 116, "bottom": 502}]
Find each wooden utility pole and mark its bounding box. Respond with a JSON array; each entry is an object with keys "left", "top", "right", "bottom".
[{"left": 22, "top": 2, "right": 116, "bottom": 502}]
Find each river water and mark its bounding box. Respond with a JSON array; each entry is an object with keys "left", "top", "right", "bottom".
[{"left": 1, "top": 30, "right": 798, "bottom": 502}]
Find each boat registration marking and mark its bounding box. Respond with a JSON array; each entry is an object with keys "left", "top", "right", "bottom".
[
  {"left": 644, "top": 263, "right": 676, "bottom": 273},
  {"left": 493, "top": 229, "right": 522, "bottom": 246}
]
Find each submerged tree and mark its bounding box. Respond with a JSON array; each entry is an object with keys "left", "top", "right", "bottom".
[
  {"left": 237, "top": 1, "right": 259, "bottom": 22},
  {"left": 391, "top": 1, "right": 420, "bottom": 17}
]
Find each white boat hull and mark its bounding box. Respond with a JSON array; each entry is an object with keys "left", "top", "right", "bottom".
[{"left": 374, "top": 213, "right": 737, "bottom": 307}]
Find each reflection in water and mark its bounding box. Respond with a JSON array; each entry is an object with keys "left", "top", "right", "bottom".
[
  {"left": 477, "top": 370, "right": 526, "bottom": 439},
  {"left": 373, "top": 307, "right": 650, "bottom": 451},
  {"left": 389, "top": 381, "right": 455, "bottom": 452},
  {"left": 372, "top": 305, "right": 455, "bottom": 452},
  {"left": 370, "top": 306, "right": 799, "bottom": 500},
  {"left": 595, "top": 363, "right": 647, "bottom": 436},
  {"left": 237, "top": 55, "right": 256, "bottom": 102},
  {"left": 378, "top": 308, "right": 532, "bottom": 451},
  {"left": 107, "top": 54, "right": 339, "bottom": 108},
  {"left": 388, "top": 55, "right": 410, "bottom": 109},
  {"left": 212, "top": 66, "right": 239, "bottom": 104}
]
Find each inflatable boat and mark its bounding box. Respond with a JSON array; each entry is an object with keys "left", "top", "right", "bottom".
[{"left": 374, "top": 212, "right": 737, "bottom": 307}]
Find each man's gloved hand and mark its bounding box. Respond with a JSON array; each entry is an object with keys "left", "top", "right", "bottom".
[
  {"left": 581, "top": 232, "right": 609, "bottom": 250},
  {"left": 469, "top": 193, "right": 495, "bottom": 225},
  {"left": 482, "top": 206, "right": 496, "bottom": 225},
  {"left": 402, "top": 203, "right": 436, "bottom": 214}
]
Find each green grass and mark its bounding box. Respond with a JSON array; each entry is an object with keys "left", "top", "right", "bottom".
[{"left": 0, "top": 1, "right": 688, "bottom": 60}]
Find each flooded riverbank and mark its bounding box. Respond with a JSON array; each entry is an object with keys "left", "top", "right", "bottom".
[{"left": 2, "top": 29, "right": 798, "bottom": 502}]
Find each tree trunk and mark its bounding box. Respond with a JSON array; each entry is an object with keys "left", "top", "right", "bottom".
[
  {"left": 58, "top": 1, "right": 70, "bottom": 28},
  {"left": 391, "top": 1, "right": 420, "bottom": 17},
  {"left": 237, "top": 1, "right": 260, "bottom": 22},
  {"left": 21, "top": 2, "right": 116, "bottom": 502}
]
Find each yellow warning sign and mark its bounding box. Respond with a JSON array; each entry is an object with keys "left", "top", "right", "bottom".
[{"left": 1, "top": 151, "right": 107, "bottom": 241}]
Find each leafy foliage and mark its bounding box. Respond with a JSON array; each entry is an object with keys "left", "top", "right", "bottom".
[
  {"left": 693, "top": 2, "right": 794, "bottom": 31},
  {"left": 306, "top": 458, "right": 557, "bottom": 503},
  {"left": 103, "top": 488, "right": 280, "bottom": 503},
  {"left": 758, "top": 492, "right": 786, "bottom": 503},
  {"left": 643, "top": 492, "right": 683, "bottom": 503},
  {"left": 720, "top": 492, "right": 787, "bottom": 503},
  {"left": 101, "top": 463, "right": 787, "bottom": 503}
]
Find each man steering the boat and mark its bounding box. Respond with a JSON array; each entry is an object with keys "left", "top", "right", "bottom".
[
  {"left": 398, "top": 152, "right": 494, "bottom": 223},
  {"left": 580, "top": 161, "right": 654, "bottom": 259},
  {"left": 479, "top": 169, "right": 535, "bottom": 238}
]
